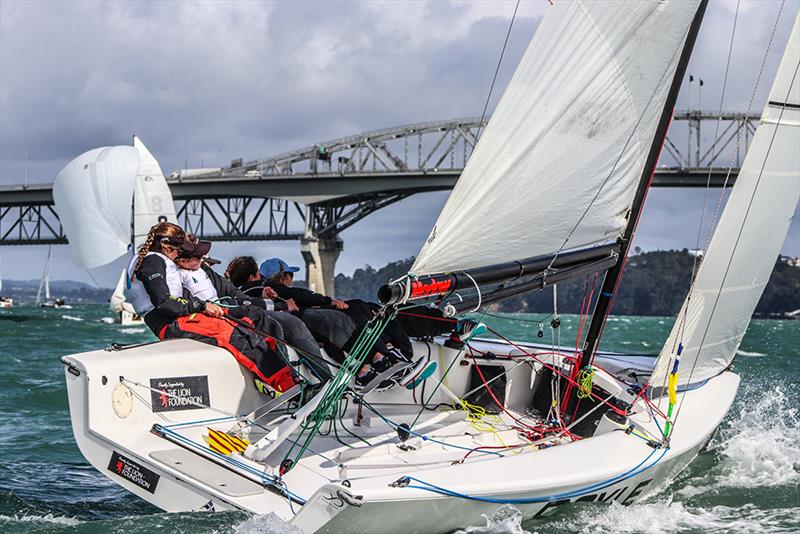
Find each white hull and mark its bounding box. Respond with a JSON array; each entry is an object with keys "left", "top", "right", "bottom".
[
  {"left": 0, "top": 297, "right": 12, "bottom": 308},
  {"left": 62, "top": 337, "right": 738, "bottom": 533}
]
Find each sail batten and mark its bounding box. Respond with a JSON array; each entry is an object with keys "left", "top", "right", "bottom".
[{"left": 412, "top": 0, "right": 703, "bottom": 277}]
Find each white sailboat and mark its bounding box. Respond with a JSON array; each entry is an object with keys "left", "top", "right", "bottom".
[
  {"left": 53, "top": 135, "right": 177, "bottom": 319},
  {"left": 0, "top": 257, "right": 12, "bottom": 309},
  {"left": 37, "top": 246, "right": 67, "bottom": 308},
  {"left": 57, "top": 3, "right": 798, "bottom": 533},
  {"left": 109, "top": 269, "right": 144, "bottom": 325}
]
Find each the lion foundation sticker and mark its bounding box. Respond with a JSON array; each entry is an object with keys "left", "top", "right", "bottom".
[
  {"left": 108, "top": 451, "right": 160, "bottom": 493},
  {"left": 150, "top": 375, "right": 210, "bottom": 412}
]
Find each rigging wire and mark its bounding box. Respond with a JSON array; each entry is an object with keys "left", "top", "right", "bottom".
[
  {"left": 658, "top": 0, "right": 744, "bottom": 425},
  {"left": 474, "top": 0, "right": 521, "bottom": 142},
  {"left": 673, "top": 0, "right": 742, "bottom": 353}
]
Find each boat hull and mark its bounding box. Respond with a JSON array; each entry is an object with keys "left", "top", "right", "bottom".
[{"left": 62, "top": 338, "right": 738, "bottom": 533}]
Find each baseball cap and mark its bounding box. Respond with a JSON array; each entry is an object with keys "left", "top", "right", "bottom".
[
  {"left": 259, "top": 258, "right": 301, "bottom": 278},
  {"left": 179, "top": 237, "right": 212, "bottom": 258}
]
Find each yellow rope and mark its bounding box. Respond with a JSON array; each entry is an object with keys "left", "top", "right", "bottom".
[{"left": 577, "top": 367, "right": 594, "bottom": 399}]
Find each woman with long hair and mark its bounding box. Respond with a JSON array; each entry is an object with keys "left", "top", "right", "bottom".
[{"left": 124, "top": 222, "right": 296, "bottom": 393}]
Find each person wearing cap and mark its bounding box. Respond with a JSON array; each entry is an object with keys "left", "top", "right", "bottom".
[
  {"left": 125, "top": 223, "right": 299, "bottom": 393},
  {"left": 258, "top": 258, "right": 349, "bottom": 310},
  {"left": 176, "top": 237, "right": 331, "bottom": 381},
  {"left": 125, "top": 222, "right": 225, "bottom": 334}
]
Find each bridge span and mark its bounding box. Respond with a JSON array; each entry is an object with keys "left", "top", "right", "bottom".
[{"left": 0, "top": 111, "right": 758, "bottom": 293}]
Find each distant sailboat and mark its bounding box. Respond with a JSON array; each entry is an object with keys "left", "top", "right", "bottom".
[
  {"left": 0, "top": 257, "right": 12, "bottom": 309},
  {"left": 53, "top": 135, "right": 177, "bottom": 320},
  {"left": 109, "top": 268, "right": 143, "bottom": 325},
  {"left": 37, "top": 246, "right": 66, "bottom": 308}
]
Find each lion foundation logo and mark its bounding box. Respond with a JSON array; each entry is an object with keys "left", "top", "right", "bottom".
[
  {"left": 149, "top": 375, "right": 210, "bottom": 412},
  {"left": 107, "top": 451, "right": 160, "bottom": 493}
]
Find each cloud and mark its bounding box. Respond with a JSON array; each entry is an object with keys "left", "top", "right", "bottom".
[{"left": 0, "top": 0, "right": 797, "bottom": 286}]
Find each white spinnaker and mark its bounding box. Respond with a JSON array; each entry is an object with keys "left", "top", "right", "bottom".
[
  {"left": 53, "top": 147, "right": 139, "bottom": 269},
  {"left": 651, "top": 14, "right": 800, "bottom": 388},
  {"left": 132, "top": 136, "right": 177, "bottom": 251},
  {"left": 412, "top": 0, "right": 701, "bottom": 276}
]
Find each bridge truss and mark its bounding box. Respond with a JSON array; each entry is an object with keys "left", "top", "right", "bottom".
[{"left": 0, "top": 112, "right": 759, "bottom": 246}]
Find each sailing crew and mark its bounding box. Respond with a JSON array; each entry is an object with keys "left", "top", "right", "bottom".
[
  {"left": 125, "top": 223, "right": 296, "bottom": 393},
  {"left": 225, "top": 256, "right": 402, "bottom": 383},
  {"left": 175, "top": 236, "right": 330, "bottom": 381}
]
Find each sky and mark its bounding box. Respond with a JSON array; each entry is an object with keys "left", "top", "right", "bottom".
[{"left": 1, "top": 0, "right": 798, "bottom": 287}]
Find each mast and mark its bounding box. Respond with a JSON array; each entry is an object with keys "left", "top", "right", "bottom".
[{"left": 576, "top": 1, "right": 709, "bottom": 382}]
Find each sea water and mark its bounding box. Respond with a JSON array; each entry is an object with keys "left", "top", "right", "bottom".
[{"left": 1, "top": 305, "right": 798, "bottom": 533}]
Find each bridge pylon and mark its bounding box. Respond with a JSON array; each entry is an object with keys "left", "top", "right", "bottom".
[
  {"left": 301, "top": 234, "right": 343, "bottom": 296},
  {"left": 300, "top": 205, "right": 343, "bottom": 295}
]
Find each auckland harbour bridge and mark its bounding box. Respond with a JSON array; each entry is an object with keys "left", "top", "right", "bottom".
[{"left": 0, "top": 111, "right": 758, "bottom": 294}]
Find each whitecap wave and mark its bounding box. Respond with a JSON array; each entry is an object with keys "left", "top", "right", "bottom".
[
  {"left": 735, "top": 349, "right": 766, "bottom": 357},
  {"left": 571, "top": 500, "right": 800, "bottom": 533},
  {"left": 456, "top": 504, "right": 531, "bottom": 534},
  {"left": 119, "top": 327, "right": 146, "bottom": 334},
  {"left": 60, "top": 314, "right": 83, "bottom": 321},
  {"left": 0, "top": 513, "right": 82, "bottom": 526},
  {"left": 233, "top": 512, "right": 304, "bottom": 534},
  {"left": 714, "top": 386, "right": 800, "bottom": 488}
]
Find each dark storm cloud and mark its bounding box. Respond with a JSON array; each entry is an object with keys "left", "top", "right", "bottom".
[{"left": 0, "top": 0, "right": 797, "bottom": 285}]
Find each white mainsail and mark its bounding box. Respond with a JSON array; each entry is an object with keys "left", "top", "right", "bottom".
[
  {"left": 412, "top": 0, "right": 702, "bottom": 276},
  {"left": 53, "top": 146, "right": 140, "bottom": 269},
  {"left": 53, "top": 137, "right": 177, "bottom": 269},
  {"left": 36, "top": 245, "right": 53, "bottom": 304},
  {"left": 651, "top": 14, "right": 800, "bottom": 388},
  {"left": 132, "top": 136, "right": 177, "bottom": 251}
]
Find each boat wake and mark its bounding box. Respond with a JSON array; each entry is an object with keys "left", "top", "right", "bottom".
[
  {"left": 455, "top": 504, "right": 532, "bottom": 534},
  {"left": 568, "top": 500, "right": 799, "bottom": 533},
  {"left": 512, "top": 379, "right": 800, "bottom": 534},
  {"left": 713, "top": 385, "right": 800, "bottom": 488},
  {"left": 233, "top": 512, "right": 304, "bottom": 533},
  {"left": 59, "top": 314, "right": 83, "bottom": 322}
]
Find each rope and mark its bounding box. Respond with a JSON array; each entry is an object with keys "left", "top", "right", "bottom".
[
  {"left": 398, "top": 447, "right": 667, "bottom": 504},
  {"left": 576, "top": 367, "right": 594, "bottom": 399},
  {"left": 281, "top": 308, "right": 397, "bottom": 469}
]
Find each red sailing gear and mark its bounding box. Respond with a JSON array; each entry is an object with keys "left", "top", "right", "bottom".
[{"left": 159, "top": 313, "right": 296, "bottom": 392}]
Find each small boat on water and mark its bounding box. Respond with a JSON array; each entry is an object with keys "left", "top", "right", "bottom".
[
  {"left": 109, "top": 269, "right": 144, "bottom": 325},
  {"left": 37, "top": 246, "right": 70, "bottom": 309},
  {"left": 57, "top": 2, "right": 799, "bottom": 532},
  {"left": 0, "top": 258, "right": 12, "bottom": 309}
]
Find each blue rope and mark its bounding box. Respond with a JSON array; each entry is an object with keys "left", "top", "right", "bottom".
[{"left": 401, "top": 446, "right": 667, "bottom": 504}]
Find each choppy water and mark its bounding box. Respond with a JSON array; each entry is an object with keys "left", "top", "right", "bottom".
[{"left": 1, "top": 305, "right": 798, "bottom": 533}]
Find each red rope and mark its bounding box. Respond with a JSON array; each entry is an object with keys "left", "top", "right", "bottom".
[
  {"left": 397, "top": 311, "right": 458, "bottom": 323},
  {"left": 483, "top": 327, "right": 627, "bottom": 418}
]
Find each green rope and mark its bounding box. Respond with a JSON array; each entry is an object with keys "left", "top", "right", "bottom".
[{"left": 281, "top": 307, "right": 397, "bottom": 468}]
